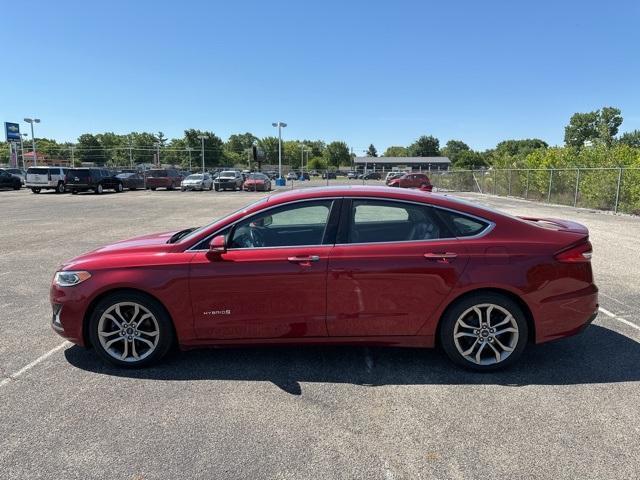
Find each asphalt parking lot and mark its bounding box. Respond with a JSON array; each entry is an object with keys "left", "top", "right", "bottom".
[{"left": 1, "top": 183, "right": 639, "bottom": 479}]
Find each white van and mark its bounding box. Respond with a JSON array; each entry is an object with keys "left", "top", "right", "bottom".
[{"left": 25, "top": 166, "right": 68, "bottom": 193}]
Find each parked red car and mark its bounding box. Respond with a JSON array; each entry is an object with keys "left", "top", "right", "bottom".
[
  {"left": 243, "top": 173, "right": 272, "bottom": 192},
  {"left": 387, "top": 172, "right": 432, "bottom": 191},
  {"left": 51, "top": 186, "right": 597, "bottom": 370},
  {"left": 145, "top": 169, "right": 183, "bottom": 190}
]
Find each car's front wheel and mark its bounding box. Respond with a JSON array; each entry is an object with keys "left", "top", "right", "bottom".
[
  {"left": 115, "top": 182, "right": 124, "bottom": 193},
  {"left": 88, "top": 292, "right": 175, "bottom": 367},
  {"left": 439, "top": 292, "right": 528, "bottom": 371}
]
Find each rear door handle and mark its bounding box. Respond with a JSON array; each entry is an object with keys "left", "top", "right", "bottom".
[
  {"left": 288, "top": 255, "right": 320, "bottom": 264},
  {"left": 424, "top": 252, "right": 458, "bottom": 262}
]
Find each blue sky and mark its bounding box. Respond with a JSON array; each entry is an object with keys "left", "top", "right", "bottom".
[{"left": 2, "top": 0, "right": 639, "bottom": 151}]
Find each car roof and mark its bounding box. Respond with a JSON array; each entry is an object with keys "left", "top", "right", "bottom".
[{"left": 256, "top": 186, "right": 508, "bottom": 222}]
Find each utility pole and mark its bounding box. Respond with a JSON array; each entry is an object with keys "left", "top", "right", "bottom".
[
  {"left": 154, "top": 142, "right": 160, "bottom": 167},
  {"left": 20, "top": 133, "right": 27, "bottom": 170},
  {"left": 186, "top": 147, "right": 193, "bottom": 171},
  {"left": 70, "top": 145, "right": 75, "bottom": 168},
  {"left": 198, "top": 135, "right": 209, "bottom": 173},
  {"left": 128, "top": 141, "right": 133, "bottom": 169}
]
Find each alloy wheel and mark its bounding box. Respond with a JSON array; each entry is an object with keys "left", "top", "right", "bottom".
[
  {"left": 97, "top": 302, "right": 160, "bottom": 363},
  {"left": 452, "top": 303, "right": 519, "bottom": 366}
]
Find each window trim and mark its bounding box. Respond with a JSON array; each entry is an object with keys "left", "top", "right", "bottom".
[
  {"left": 188, "top": 197, "right": 343, "bottom": 252},
  {"left": 335, "top": 197, "right": 495, "bottom": 247}
]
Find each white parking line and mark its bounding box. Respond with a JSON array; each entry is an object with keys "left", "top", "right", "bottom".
[
  {"left": 0, "top": 341, "right": 70, "bottom": 388},
  {"left": 599, "top": 307, "right": 640, "bottom": 332}
]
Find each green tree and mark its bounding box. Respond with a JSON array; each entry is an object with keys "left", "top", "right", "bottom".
[
  {"left": 226, "top": 132, "right": 258, "bottom": 154},
  {"left": 564, "top": 107, "right": 622, "bottom": 148},
  {"left": 441, "top": 140, "right": 470, "bottom": 165},
  {"left": 183, "top": 129, "right": 224, "bottom": 168},
  {"left": 258, "top": 136, "right": 280, "bottom": 164},
  {"left": 618, "top": 130, "right": 640, "bottom": 148},
  {"left": 366, "top": 144, "right": 378, "bottom": 157},
  {"left": 408, "top": 135, "right": 440, "bottom": 156},
  {"left": 383, "top": 146, "right": 408, "bottom": 157},
  {"left": 324, "top": 141, "right": 351, "bottom": 167},
  {"left": 76, "top": 134, "right": 103, "bottom": 164}
]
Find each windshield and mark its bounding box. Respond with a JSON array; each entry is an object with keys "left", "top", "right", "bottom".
[
  {"left": 116, "top": 173, "right": 133, "bottom": 178},
  {"left": 180, "top": 196, "right": 270, "bottom": 243},
  {"left": 220, "top": 171, "right": 236, "bottom": 177},
  {"left": 186, "top": 174, "right": 203, "bottom": 180},
  {"left": 247, "top": 173, "right": 266, "bottom": 179}
]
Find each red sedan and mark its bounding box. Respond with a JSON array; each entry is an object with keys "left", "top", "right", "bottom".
[
  {"left": 387, "top": 172, "right": 433, "bottom": 191},
  {"left": 50, "top": 186, "right": 598, "bottom": 371},
  {"left": 243, "top": 173, "right": 272, "bottom": 192}
]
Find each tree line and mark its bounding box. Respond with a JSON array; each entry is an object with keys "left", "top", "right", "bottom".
[{"left": 2, "top": 106, "right": 639, "bottom": 171}]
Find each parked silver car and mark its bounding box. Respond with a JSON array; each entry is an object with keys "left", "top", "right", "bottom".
[{"left": 181, "top": 173, "right": 213, "bottom": 191}]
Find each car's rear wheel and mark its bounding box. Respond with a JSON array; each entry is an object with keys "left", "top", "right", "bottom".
[
  {"left": 439, "top": 293, "right": 528, "bottom": 371},
  {"left": 71, "top": 190, "right": 78, "bottom": 194},
  {"left": 115, "top": 182, "right": 124, "bottom": 193},
  {"left": 56, "top": 182, "right": 65, "bottom": 194},
  {"left": 88, "top": 292, "right": 174, "bottom": 368},
  {"left": 95, "top": 184, "right": 103, "bottom": 194},
  {"left": 31, "top": 188, "right": 41, "bottom": 194}
]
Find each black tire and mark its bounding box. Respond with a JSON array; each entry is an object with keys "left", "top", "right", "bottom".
[
  {"left": 88, "top": 291, "right": 175, "bottom": 368},
  {"left": 71, "top": 190, "right": 78, "bottom": 195},
  {"left": 129, "top": 186, "right": 136, "bottom": 191},
  {"left": 439, "top": 292, "right": 528, "bottom": 372},
  {"left": 95, "top": 184, "right": 103, "bottom": 194},
  {"left": 115, "top": 182, "right": 124, "bottom": 193},
  {"left": 209, "top": 183, "right": 213, "bottom": 191},
  {"left": 13, "top": 185, "right": 21, "bottom": 190},
  {"left": 56, "top": 182, "right": 65, "bottom": 194},
  {"left": 150, "top": 187, "right": 156, "bottom": 191},
  {"left": 31, "top": 188, "right": 41, "bottom": 194},
  {"left": 214, "top": 186, "right": 219, "bottom": 191}
]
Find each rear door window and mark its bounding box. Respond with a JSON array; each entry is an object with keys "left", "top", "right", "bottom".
[{"left": 435, "top": 209, "right": 490, "bottom": 237}]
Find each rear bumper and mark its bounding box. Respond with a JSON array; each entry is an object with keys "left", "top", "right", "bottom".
[
  {"left": 26, "top": 182, "right": 57, "bottom": 188},
  {"left": 533, "top": 284, "right": 599, "bottom": 343}
]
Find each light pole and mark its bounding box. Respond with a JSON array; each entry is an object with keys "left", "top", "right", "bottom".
[
  {"left": 271, "top": 121, "right": 287, "bottom": 181},
  {"left": 20, "top": 133, "right": 27, "bottom": 170},
  {"left": 24, "top": 117, "right": 40, "bottom": 166},
  {"left": 197, "top": 135, "right": 208, "bottom": 173},
  {"left": 299, "top": 144, "right": 307, "bottom": 180},
  {"left": 128, "top": 137, "right": 134, "bottom": 169},
  {"left": 70, "top": 145, "right": 75, "bottom": 168},
  {"left": 186, "top": 147, "right": 193, "bottom": 172}
]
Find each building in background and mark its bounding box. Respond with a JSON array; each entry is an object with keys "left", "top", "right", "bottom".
[{"left": 354, "top": 156, "right": 450, "bottom": 172}]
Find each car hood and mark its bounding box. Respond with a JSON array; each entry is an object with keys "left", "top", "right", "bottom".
[
  {"left": 61, "top": 230, "right": 180, "bottom": 270},
  {"left": 183, "top": 179, "right": 203, "bottom": 183}
]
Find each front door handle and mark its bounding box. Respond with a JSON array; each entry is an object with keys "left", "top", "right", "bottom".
[
  {"left": 288, "top": 255, "right": 320, "bottom": 265},
  {"left": 424, "top": 252, "right": 458, "bottom": 263}
]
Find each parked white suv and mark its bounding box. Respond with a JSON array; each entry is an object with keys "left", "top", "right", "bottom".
[{"left": 26, "top": 166, "right": 68, "bottom": 193}]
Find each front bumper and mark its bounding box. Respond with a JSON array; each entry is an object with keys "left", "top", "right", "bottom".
[
  {"left": 182, "top": 183, "right": 204, "bottom": 190},
  {"left": 50, "top": 282, "right": 87, "bottom": 346}
]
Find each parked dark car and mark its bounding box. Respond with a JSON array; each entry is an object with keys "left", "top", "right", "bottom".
[
  {"left": 321, "top": 171, "right": 337, "bottom": 179},
  {"left": 387, "top": 172, "right": 433, "bottom": 191},
  {"left": 264, "top": 170, "right": 278, "bottom": 180},
  {"left": 66, "top": 168, "right": 124, "bottom": 194},
  {"left": 214, "top": 170, "right": 244, "bottom": 191},
  {"left": 145, "top": 169, "right": 183, "bottom": 190},
  {"left": 0, "top": 168, "right": 22, "bottom": 190},
  {"left": 5, "top": 168, "right": 26, "bottom": 185},
  {"left": 116, "top": 172, "right": 145, "bottom": 190},
  {"left": 361, "top": 171, "right": 382, "bottom": 180}
]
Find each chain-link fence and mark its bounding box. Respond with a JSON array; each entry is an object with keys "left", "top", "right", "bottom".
[
  {"left": 277, "top": 167, "right": 640, "bottom": 215},
  {"left": 428, "top": 168, "right": 640, "bottom": 215}
]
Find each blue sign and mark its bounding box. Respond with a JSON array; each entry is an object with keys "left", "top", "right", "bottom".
[{"left": 4, "top": 122, "right": 21, "bottom": 142}]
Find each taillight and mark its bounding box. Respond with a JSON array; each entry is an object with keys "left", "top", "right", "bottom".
[{"left": 555, "top": 241, "right": 592, "bottom": 263}]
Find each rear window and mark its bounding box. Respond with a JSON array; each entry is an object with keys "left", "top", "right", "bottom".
[
  {"left": 148, "top": 170, "right": 168, "bottom": 177},
  {"left": 68, "top": 169, "right": 92, "bottom": 179},
  {"left": 436, "top": 209, "right": 489, "bottom": 237},
  {"left": 27, "top": 167, "right": 51, "bottom": 175}
]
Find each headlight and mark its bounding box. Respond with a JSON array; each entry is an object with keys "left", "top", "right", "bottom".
[{"left": 54, "top": 271, "right": 91, "bottom": 287}]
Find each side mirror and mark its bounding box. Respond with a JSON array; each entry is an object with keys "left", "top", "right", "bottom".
[{"left": 208, "top": 235, "right": 227, "bottom": 256}]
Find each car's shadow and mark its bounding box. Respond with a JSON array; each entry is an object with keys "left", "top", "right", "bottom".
[{"left": 65, "top": 325, "right": 640, "bottom": 395}]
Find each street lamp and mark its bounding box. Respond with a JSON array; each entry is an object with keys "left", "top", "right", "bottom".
[
  {"left": 186, "top": 146, "right": 193, "bottom": 172},
  {"left": 271, "top": 121, "right": 287, "bottom": 181},
  {"left": 299, "top": 143, "right": 307, "bottom": 180},
  {"left": 197, "top": 135, "right": 209, "bottom": 173},
  {"left": 20, "top": 133, "right": 28, "bottom": 170},
  {"left": 23, "top": 117, "right": 40, "bottom": 166}
]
